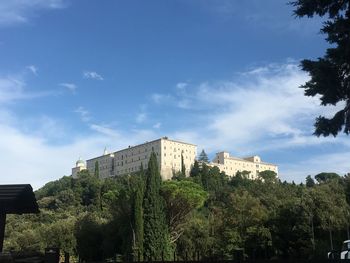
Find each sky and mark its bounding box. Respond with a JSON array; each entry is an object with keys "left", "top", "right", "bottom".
[{"left": 0, "top": 0, "right": 347, "bottom": 189}]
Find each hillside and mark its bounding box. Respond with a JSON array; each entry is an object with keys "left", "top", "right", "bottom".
[{"left": 4, "top": 156, "right": 350, "bottom": 261}]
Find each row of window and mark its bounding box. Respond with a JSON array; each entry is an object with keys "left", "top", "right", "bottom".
[
  {"left": 115, "top": 164, "right": 148, "bottom": 175},
  {"left": 115, "top": 146, "right": 159, "bottom": 160}
]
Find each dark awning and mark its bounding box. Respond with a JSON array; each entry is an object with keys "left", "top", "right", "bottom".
[{"left": 0, "top": 184, "right": 39, "bottom": 214}]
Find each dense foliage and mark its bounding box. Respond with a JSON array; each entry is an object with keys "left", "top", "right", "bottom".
[
  {"left": 4, "top": 159, "right": 350, "bottom": 261},
  {"left": 291, "top": 0, "right": 350, "bottom": 136}
]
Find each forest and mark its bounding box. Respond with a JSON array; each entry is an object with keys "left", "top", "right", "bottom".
[{"left": 4, "top": 152, "right": 350, "bottom": 261}]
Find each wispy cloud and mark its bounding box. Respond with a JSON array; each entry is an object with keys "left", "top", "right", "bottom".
[
  {"left": 75, "top": 106, "right": 90, "bottom": 122},
  {"left": 135, "top": 105, "right": 148, "bottom": 124},
  {"left": 150, "top": 62, "right": 350, "bottom": 181},
  {"left": 153, "top": 122, "right": 161, "bottom": 129},
  {"left": 89, "top": 124, "right": 121, "bottom": 138},
  {"left": 26, "top": 65, "right": 38, "bottom": 75},
  {"left": 136, "top": 113, "right": 147, "bottom": 123},
  {"left": 83, "top": 71, "right": 104, "bottom": 80},
  {"left": 0, "top": 76, "right": 26, "bottom": 103},
  {"left": 0, "top": 0, "right": 67, "bottom": 26},
  {"left": 60, "top": 82, "right": 77, "bottom": 93},
  {"left": 0, "top": 74, "right": 53, "bottom": 103}
]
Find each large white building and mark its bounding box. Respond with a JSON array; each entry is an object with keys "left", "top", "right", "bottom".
[
  {"left": 209, "top": 152, "right": 278, "bottom": 179},
  {"left": 71, "top": 137, "right": 278, "bottom": 180},
  {"left": 73, "top": 137, "right": 196, "bottom": 180}
]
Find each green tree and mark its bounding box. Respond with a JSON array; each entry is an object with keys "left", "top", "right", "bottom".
[
  {"left": 190, "top": 160, "right": 200, "bottom": 178},
  {"left": 314, "top": 172, "right": 340, "bottom": 183},
  {"left": 143, "top": 152, "right": 171, "bottom": 260},
  {"left": 181, "top": 154, "right": 186, "bottom": 177},
  {"left": 44, "top": 218, "right": 77, "bottom": 254},
  {"left": 161, "top": 180, "right": 208, "bottom": 244},
  {"left": 291, "top": 0, "right": 350, "bottom": 136},
  {"left": 75, "top": 213, "right": 105, "bottom": 261},
  {"left": 311, "top": 182, "right": 348, "bottom": 250},
  {"left": 218, "top": 191, "right": 270, "bottom": 257},
  {"left": 94, "top": 161, "right": 99, "bottom": 178},
  {"left": 198, "top": 149, "right": 209, "bottom": 163},
  {"left": 259, "top": 170, "right": 278, "bottom": 183},
  {"left": 132, "top": 167, "right": 145, "bottom": 260},
  {"left": 306, "top": 175, "right": 315, "bottom": 187}
]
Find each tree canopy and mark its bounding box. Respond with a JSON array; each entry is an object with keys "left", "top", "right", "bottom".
[
  {"left": 292, "top": 0, "right": 350, "bottom": 136},
  {"left": 4, "top": 166, "right": 350, "bottom": 261}
]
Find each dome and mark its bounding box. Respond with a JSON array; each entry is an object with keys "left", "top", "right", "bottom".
[{"left": 76, "top": 157, "right": 85, "bottom": 167}]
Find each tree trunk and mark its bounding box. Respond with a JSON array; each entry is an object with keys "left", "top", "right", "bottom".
[
  {"left": 311, "top": 217, "right": 315, "bottom": 252},
  {"left": 0, "top": 214, "right": 6, "bottom": 252},
  {"left": 329, "top": 229, "right": 334, "bottom": 250}
]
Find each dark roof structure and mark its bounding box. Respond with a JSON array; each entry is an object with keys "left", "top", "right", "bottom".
[
  {"left": 0, "top": 184, "right": 39, "bottom": 214},
  {"left": 0, "top": 184, "right": 39, "bottom": 252}
]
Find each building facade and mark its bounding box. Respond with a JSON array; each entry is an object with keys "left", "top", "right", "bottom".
[
  {"left": 210, "top": 151, "right": 278, "bottom": 179},
  {"left": 72, "top": 138, "right": 278, "bottom": 180},
  {"left": 84, "top": 137, "right": 197, "bottom": 180}
]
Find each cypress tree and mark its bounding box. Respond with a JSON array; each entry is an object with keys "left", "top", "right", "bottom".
[
  {"left": 133, "top": 164, "right": 144, "bottom": 260},
  {"left": 94, "top": 161, "right": 99, "bottom": 178},
  {"left": 143, "top": 152, "right": 171, "bottom": 260},
  {"left": 190, "top": 160, "right": 200, "bottom": 177},
  {"left": 181, "top": 154, "right": 186, "bottom": 177}
]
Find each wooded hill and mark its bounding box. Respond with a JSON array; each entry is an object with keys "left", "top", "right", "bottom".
[{"left": 4, "top": 152, "right": 350, "bottom": 261}]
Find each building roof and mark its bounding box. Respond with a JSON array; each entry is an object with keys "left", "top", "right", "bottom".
[
  {"left": 0, "top": 184, "right": 39, "bottom": 214},
  {"left": 86, "top": 137, "right": 197, "bottom": 161}
]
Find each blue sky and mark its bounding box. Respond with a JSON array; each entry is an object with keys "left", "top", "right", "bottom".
[{"left": 0, "top": 0, "right": 347, "bottom": 189}]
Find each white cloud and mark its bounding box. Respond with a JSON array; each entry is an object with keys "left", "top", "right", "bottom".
[
  {"left": 0, "top": 74, "right": 52, "bottom": 103},
  {"left": 158, "top": 63, "right": 343, "bottom": 152},
  {"left": 74, "top": 106, "right": 90, "bottom": 122},
  {"left": 151, "top": 93, "right": 172, "bottom": 104},
  {"left": 60, "top": 82, "right": 77, "bottom": 92},
  {"left": 26, "top": 65, "right": 38, "bottom": 75},
  {"left": 0, "top": 0, "right": 66, "bottom": 26},
  {"left": 0, "top": 119, "right": 111, "bottom": 189},
  {"left": 0, "top": 76, "right": 26, "bottom": 103},
  {"left": 136, "top": 113, "right": 147, "bottom": 123},
  {"left": 83, "top": 71, "right": 104, "bottom": 80},
  {"left": 151, "top": 62, "right": 350, "bottom": 180},
  {"left": 153, "top": 122, "right": 161, "bottom": 129},
  {"left": 0, "top": 109, "right": 162, "bottom": 189},
  {"left": 89, "top": 124, "right": 121, "bottom": 138}
]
